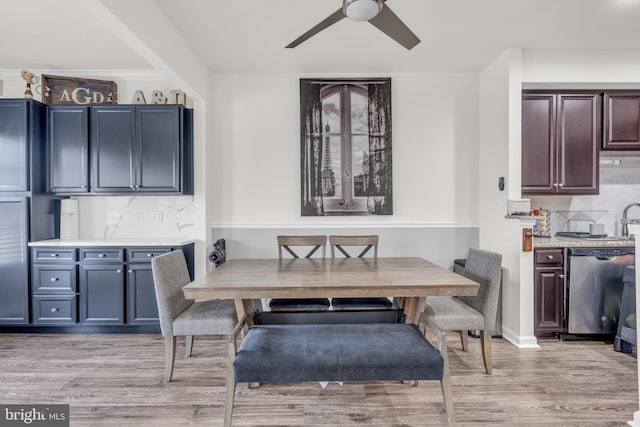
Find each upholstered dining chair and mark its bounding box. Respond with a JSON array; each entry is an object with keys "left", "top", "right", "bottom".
[
  {"left": 151, "top": 250, "right": 237, "bottom": 382},
  {"left": 419, "top": 247, "right": 502, "bottom": 374},
  {"left": 268, "top": 235, "right": 331, "bottom": 311},
  {"left": 329, "top": 235, "right": 393, "bottom": 310}
]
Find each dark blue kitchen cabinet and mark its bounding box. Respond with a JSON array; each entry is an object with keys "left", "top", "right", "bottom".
[
  {"left": 31, "top": 247, "right": 78, "bottom": 325},
  {"left": 47, "top": 105, "right": 89, "bottom": 193},
  {"left": 79, "top": 248, "right": 125, "bottom": 325},
  {"left": 0, "top": 99, "right": 46, "bottom": 193},
  {"left": 0, "top": 198, "right": 29, "bottom": 324},
  {"left": 126, "top": 264, "right": 159, "bottom": 325},
  {"left": 0, "top": 99, "right": 54, "bottom": 326},
  {"left": 91, "top": 105, "right": 136, "bottom": 193},
  {"left": 90, "top": 105, "right": 192, "bottom": 194}
]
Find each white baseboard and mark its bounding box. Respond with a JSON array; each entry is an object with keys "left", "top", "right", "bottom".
[{"left": 501, "top": 325, "right": 540, "bottom": 349}]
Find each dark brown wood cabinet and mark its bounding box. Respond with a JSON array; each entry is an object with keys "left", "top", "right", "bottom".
[
  {"left": 534, "top": 248, "right": 565, "bottom": 337},
  {"left": 603, "top": 92, "right": 640, "bottom": 150},
  {"left": 522, "top": 92, "right": 600, "bottom": 195}
]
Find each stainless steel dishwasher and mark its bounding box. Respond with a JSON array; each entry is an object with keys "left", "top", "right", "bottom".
[{"left": 566, "top": 247, "right": 636, "bottom": 334}]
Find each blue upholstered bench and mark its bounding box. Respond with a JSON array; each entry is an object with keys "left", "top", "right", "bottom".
[{"left": 223, "top": 318, "right": 455, "bottom": 426}]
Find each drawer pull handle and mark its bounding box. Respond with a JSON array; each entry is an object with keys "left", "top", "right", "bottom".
[
  {"left": 546, "top": 255, "right": 554, "bottom": 260},
  {"left": 50, "top": 277, "right": 59, "bottom": 282},
  {"left": 51, "top": 307, "right": 59, "bottom": 313}
]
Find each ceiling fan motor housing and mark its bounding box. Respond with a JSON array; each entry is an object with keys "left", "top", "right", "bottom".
[{"left": 343, "top": 0, "right": 383, "bottom": 22}]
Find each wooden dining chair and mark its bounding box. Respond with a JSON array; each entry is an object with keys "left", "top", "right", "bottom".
[
  {"left": 419, "top": 247, "right": 502, "bottom": 374},
  {"left": 329, "top": 235, "right": 393, "bottom": 310},
  {"left": 268, "top": 235, "right": 331, "bottom": 311}
]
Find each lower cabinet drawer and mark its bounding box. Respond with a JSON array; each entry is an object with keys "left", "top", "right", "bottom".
[
  {"left": 127, "top": 247, "right": 172, "bottom": 263},
  {"left": 32, "top": 295, "right": 78, "bottom": 325},
  {"left": 32, "top": 265, "right": 78, "bottom": 294}
]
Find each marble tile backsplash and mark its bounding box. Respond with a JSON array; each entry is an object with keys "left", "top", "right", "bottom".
[
  {"left": 75, "top": 196, "right": 195, "bottom": 239},
  {"left": 531, "top": 157, "right": 640, "bottom": 237}
]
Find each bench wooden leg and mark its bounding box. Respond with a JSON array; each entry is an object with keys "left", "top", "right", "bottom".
[
  {"left": 480, "top": 329, "right": 492, "bottom": 375},
  {"left": 439, "top": 335, "right": 455, "bottom": 426},
  {"left": 459, "top": 330, "right": 468, "bottom": 351},
  {"left": 164, "top": 336, "right": 176, "bottom": 383},
  {"left": 185, "top": 335, "right": 194, "bottom": 357}
]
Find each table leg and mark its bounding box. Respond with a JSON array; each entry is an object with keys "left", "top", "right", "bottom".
[
  {"left": 235, "top": 299, "right": 259, "bottom": 326},
  {"left": 233, "top": 298, "right": 246, "bottom": 321},
  {"left": 399, "top": 296, "right": 426, "bottom": 325}
]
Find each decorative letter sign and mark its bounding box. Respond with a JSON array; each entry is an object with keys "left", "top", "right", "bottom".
[{"left": 41, "top": 74, "right": 117, "bottom": 105}]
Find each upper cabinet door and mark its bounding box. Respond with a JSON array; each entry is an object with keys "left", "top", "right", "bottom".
[
  {"left": 0, "top": 100, "right": 28, "bottom": 192},
  {"left": 603, "top": 92, "right": 640, "bottom": 150},
  {"left": 91, "top": 105, "right": 136, "bottom": 193},
  {"left": 555, "top": 94, "right": 600, "bottom": 194},
  {"left": 522, "top": 94, "right": 556, "bottom": 194},
  {"left": 47, "top": 106, "right": 89, "bottom": 193},
  {"left": 135, "top": 106, "right": 181, "bottom": 192},
  {"left": 522, "top": 92, "right": 600, "bottom": 196}
]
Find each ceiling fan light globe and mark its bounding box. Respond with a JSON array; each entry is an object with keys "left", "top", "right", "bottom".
[{"left": 344, "top": 0, "right": 382, "bottom": 22}]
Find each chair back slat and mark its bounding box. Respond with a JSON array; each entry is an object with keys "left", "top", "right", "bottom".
[
  {"left": 277, "top": 235, "right": 327, "bottom": 259},
  {"left": 329, "top": 235, "right": 378, "bottom": 259}
]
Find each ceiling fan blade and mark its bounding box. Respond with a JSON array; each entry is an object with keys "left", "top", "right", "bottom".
[
  {"left": 368, "top": 4, "right": 420, "bottom": 50},
  {"left": 286, "top": 8, "right": 346, "bottom": 48}
]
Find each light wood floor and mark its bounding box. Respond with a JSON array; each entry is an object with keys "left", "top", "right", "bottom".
[{"left": 0, "top": 332, "right": 636, "bottom": 426}]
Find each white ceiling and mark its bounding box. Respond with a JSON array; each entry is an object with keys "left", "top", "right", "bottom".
[{"left": 1, "top": 0, "right": 640, "bottom": 75}]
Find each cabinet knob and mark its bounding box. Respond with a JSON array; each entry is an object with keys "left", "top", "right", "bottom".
[
  {"left": 98, "top": 253, "right": 106, "bottom": 258},
  {"left": 81, "top": 185, "right": 87, "bottom": 189},
  {"left": 128, "top": 269, "right": 133, "bottom": 274},
  {"left": 50, "top": 277, "right": 59, "bottom": 282},
  {"left": 553, "top": 183, "right": 559, "bottom": 187},
  {"left": 147, "top": 253, "right": 153, "bottom": 257},
  {"left": 51, "top": 253, "right": 58, "bottom": 257},
  {"left": 546, "top": 255, "right": 554, "bottom": 260},
  {"left": 116, "top": 269, "right": 122, "bottom": 274},
  {"left": 558, "top": 183, "right": 564, "bottom": 188},
  {"left": 51, "top": 307, "right": 59, "bottom": 313},
  {"left": 558, "top": 274, "right": 565, "bottom": 279}
]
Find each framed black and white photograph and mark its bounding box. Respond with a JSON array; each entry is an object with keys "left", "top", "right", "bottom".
[{"left": 300, "top": 78, "right": 392, "bottom": 216}]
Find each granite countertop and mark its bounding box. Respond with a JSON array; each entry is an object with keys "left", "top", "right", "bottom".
[
  {"left": 29, "top": 238, "right": 196, "bottom": 247},
  {"left": 534, "top": 235, "right": 635, "bottom": 248}
]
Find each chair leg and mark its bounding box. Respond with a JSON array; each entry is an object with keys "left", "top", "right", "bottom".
[
  {"left": 480, "top": 330, "right": 492, "bottom": 375},
  {"left": 185, "top": 335, "right": 194, "bottom": 357},
  {"left": 459, "top": 330, "right": 468, "bottom": 351},
  {"left": 164, "top": 336, "right": 177, "bottom": 382}
]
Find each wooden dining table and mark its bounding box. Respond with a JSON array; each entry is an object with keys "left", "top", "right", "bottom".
[{"left": 183, "top": 257, "right": 479, "bottom": 325}]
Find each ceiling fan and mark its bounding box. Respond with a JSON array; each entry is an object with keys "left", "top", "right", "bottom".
[{"left": 285, "top": 0, "right": 421, "bottom": 50}]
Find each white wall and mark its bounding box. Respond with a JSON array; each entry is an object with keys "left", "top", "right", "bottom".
[
  {"left": 522, "top": 49, "right": 640, "bottom": 84},
  {"left": 209, "top": 73, "right": 479, "bottom": 227},
  {"left": 479, "top": 49, "right": 537, "bottom": 348}
]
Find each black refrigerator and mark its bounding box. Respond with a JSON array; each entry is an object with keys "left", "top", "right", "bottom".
[{"left": 0, "top": 99, "right": 58, "bottom": 324}]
